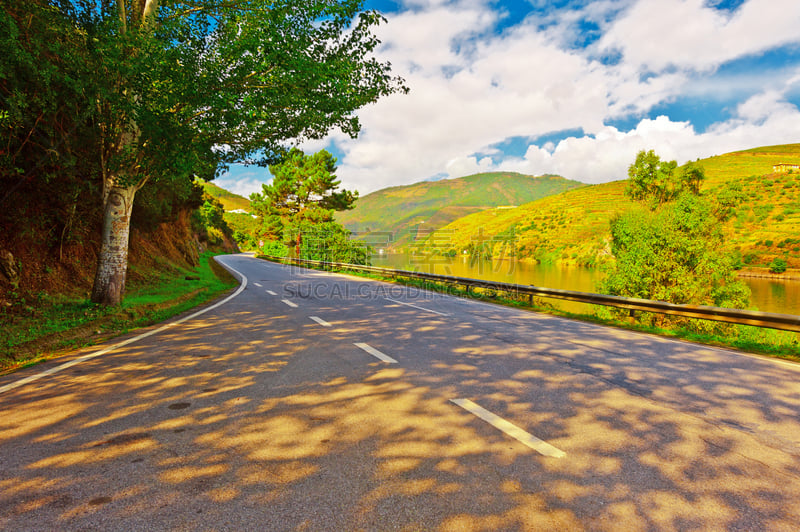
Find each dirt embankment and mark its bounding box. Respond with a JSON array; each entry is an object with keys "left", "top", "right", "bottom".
[
  {"left": 0, "top": 209, "right": 236, "bottom": 303},
  {"left": 737, "top": 268, "right": 800, "bottom": 281}
]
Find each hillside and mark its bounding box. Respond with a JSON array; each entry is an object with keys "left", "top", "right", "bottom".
[
  {"left": 335, "top": 172, "right": 584, "bottom": 247},
  {"left": 200, "top": 179, "right": 252, "bottom": 213},
  {"left": 435, "top": 144, "right": 800, "bottom": 270}
]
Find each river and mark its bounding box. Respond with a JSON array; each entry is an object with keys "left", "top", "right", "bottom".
[{"left": 373, "top": 253, "right": 800, "bottom": 316}]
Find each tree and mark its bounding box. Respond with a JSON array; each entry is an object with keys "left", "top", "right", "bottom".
[
  {"left": 296, "top": 220, "right": 370, "bottom": 264},
  {"left": 251, "top": 148, "right": 357, "bottom": 228},
  {"left": 601, "top": 152, "right": 750, "bottom": 332},
  {"left": 0, "top": 1, "right": 105, "bottom": 258},
  {"left": 626, "top": 150, "right": 705, "bottom": 208},
  {"left": 4, "top": 1, "right": 406, "bottom": 305},
  {"left": 250, "top": 148, "right": 369, "bottom": 263}
]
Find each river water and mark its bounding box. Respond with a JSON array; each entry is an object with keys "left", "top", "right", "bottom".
[{"left": 373, "top": 253, "right": 800, "bottom": 316}]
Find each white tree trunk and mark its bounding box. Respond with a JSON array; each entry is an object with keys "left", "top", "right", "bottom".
[{"left": 91, "top": 185, "right": 137, "bottom": 305}]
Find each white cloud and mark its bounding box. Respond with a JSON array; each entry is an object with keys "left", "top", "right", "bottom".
[
  {"left": 215, "top": 165, "right": 271, "bottom": 198},
  {"left": 283, "top": 0, "right": 800, "bottom": 196},
  {"left": 597, "top": 0, "right": 800, "bottom": 73},
  {"left": 469, "top": 90, "right": 800, "bottom": 184}
]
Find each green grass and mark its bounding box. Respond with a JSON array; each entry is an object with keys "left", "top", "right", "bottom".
[
  {"left": 259, "top": 256, "right": 800, "bottom": 362},
  {"left": 0, "top": 252, "right": 237, "bottom": 374}
]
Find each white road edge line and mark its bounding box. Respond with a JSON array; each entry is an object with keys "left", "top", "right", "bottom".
[
  {"left": 354, "top": 342, "right": 398, "bottom": 364},
  {"left": 450, "top": 398, "right": 566, "bottom": 458},
  {"left": 384, "top": 297, "right": 448, "bottom": 317},
  {"left": 309, "top": 316, "right": 332, "bottom": 327},
  {"left": 0, "top": 255, "right": 249, "bottom": 396},
  {"left": 282, "top": 299, "right": 298, "bottom": 308},
  {"left": 266, "top": 290, "right": 277, "bottom": 296}
]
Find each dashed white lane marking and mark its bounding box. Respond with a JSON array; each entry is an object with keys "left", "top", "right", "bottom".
[
  {"left": 254, "top": 282, "right": 263, "bottom": 288},
  {"left": 0, "top": 256, "right": 249, "bottom": 396},
  {"left": 450, "top": 398, "right": 566, "bottom": 458},
  {"left": 384, "top": 297, "right": 448, "bottom": 317},
  {"left": 354, "top": 343, "right": 398, "bottom": 363},
  {"left": 309, "top": 316, "right": 332, "bottom": 327},
  {"left": 282, "top": 299, "right": 298, "bottom": 308},
  {"left": 266, "top": 290, "right": 277, "bottom": 296}
]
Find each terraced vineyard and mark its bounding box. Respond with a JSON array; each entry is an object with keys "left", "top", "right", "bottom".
[
  {"left": 433, "top": 144, "right": 800, "bottom": 271},
  {"left": 336, "top": 172, "right": 584, "bottom": 247}
]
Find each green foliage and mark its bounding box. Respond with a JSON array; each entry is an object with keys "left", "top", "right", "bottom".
[
  {"left": 1, "top": 0, "right": 406, "bottom": 304},
  {"left": 601, "top": 160, "right": 750, "bottom": 333},
  {"left": 711, "top": 181, "right": 745, "bottom": 221},
  {"left": 769, "top": 258, "right": 788, "bottom": 273},
  {"left": 251, "top": 149, "right": 357, "bottom": 222},
  {"left": 225, "top": 213, "right": 260, "bottom": 249},
  {"left": 261, "top": 241, "right": 288, "bottom": 257},
  {"left": 293, "top": 220, "right": 371, "bottom": 265},
  {"left": 134, "top": 180, "right": 205, "bottom": 231},
  {"left": 247, "top": 149, "right": 367, "bottom": 263},
  {"left": 0, "top": 1, "right": 104, "bottom": 248},
  {"left": 190, "top": 194, "right": 233, "bottom": 246},
  {"left": 625, "top": 150, "right": 705, "bottom": 208}
]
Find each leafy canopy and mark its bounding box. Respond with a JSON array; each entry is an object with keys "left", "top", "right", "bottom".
[
  {"left": 1, "top": 0, "right": 405, "bottom": 302},
  {"left": 601, "top": 151, "right": 750, "bottom": 332},
  {"left": 249, "top": 149, "right": 369, "bottom": 263},
  {"left": 252, "top": 148, "right": 358, "bottom": 220},
  {"left": 626, "top": 150, "right": 705, "bottom": 208}
]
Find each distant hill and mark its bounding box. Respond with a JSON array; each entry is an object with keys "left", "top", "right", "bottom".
[
  {"left": 335, "top": 172, "right": 585, "bottom": 247},
  {"left": 200, "top": 179, "right": 252, "bottom": 213},
  {"left": 435, "top": 144, "right": 800, "bottom": 270}
]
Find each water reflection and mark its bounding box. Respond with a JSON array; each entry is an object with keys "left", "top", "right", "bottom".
[{"left": 375, "top": 254, "right": 799, "bottom": 316}]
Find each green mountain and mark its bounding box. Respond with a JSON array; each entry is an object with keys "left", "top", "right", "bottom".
[
  {"left": 335, "top": 172, "right": 585, "bottom": 247},
  {"left": 200, "top": 179, "right": 252, "bottom": 213},
  {"left": 435, "top": 144, "right": 800, "bottom": 270}
]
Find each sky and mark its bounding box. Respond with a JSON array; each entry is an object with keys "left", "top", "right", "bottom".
[{"left": 216, "top": 0, "right": 800, "bottom": 197}]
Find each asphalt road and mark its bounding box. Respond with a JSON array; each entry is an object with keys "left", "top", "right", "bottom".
[{"left": 2, "top": 253, "right": 800, "bottom": 531}]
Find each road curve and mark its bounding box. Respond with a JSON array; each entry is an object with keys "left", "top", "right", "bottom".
[{"left": 1, "top": 253, "right": 799, "bottom": 531}]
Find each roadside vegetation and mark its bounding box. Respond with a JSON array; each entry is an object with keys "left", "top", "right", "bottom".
[
  {"left": 1, "top": 0, "right": 405, "bottom": 306},
  {"left": 249, "top": 148, "right": 372, "bottom": 264},
  {"left": 0, "top": 0, "right": 404, "bottom": 372},
  {"left": 0, "top": 252, "right": 236, "bottom": 374},
  {"left": 598, "top": 150, "right": 750, "bottom": 334}
]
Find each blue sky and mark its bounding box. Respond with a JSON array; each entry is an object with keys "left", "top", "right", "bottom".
[{"left": 217, "top": 0, "right": 800, "bottom": 197}]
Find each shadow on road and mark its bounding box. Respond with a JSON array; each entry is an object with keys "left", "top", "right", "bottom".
[{"left": 2, "top": 284, "right": 800, "bottom": 531}]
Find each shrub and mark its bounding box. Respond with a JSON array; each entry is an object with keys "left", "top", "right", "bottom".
[
  {"left": 261, "top": 240, "right": 288, "bottom": 257},
  {"left": 769, "top": 258, "right": 788, "bottom": 273},
  {"left": 206, "top": 227, "right": 225, "bottom": 245}
]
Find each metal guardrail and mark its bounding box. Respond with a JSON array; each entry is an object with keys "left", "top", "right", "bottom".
[{"left": 261, "top": 255, "right": 800, "bottom": 333}]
